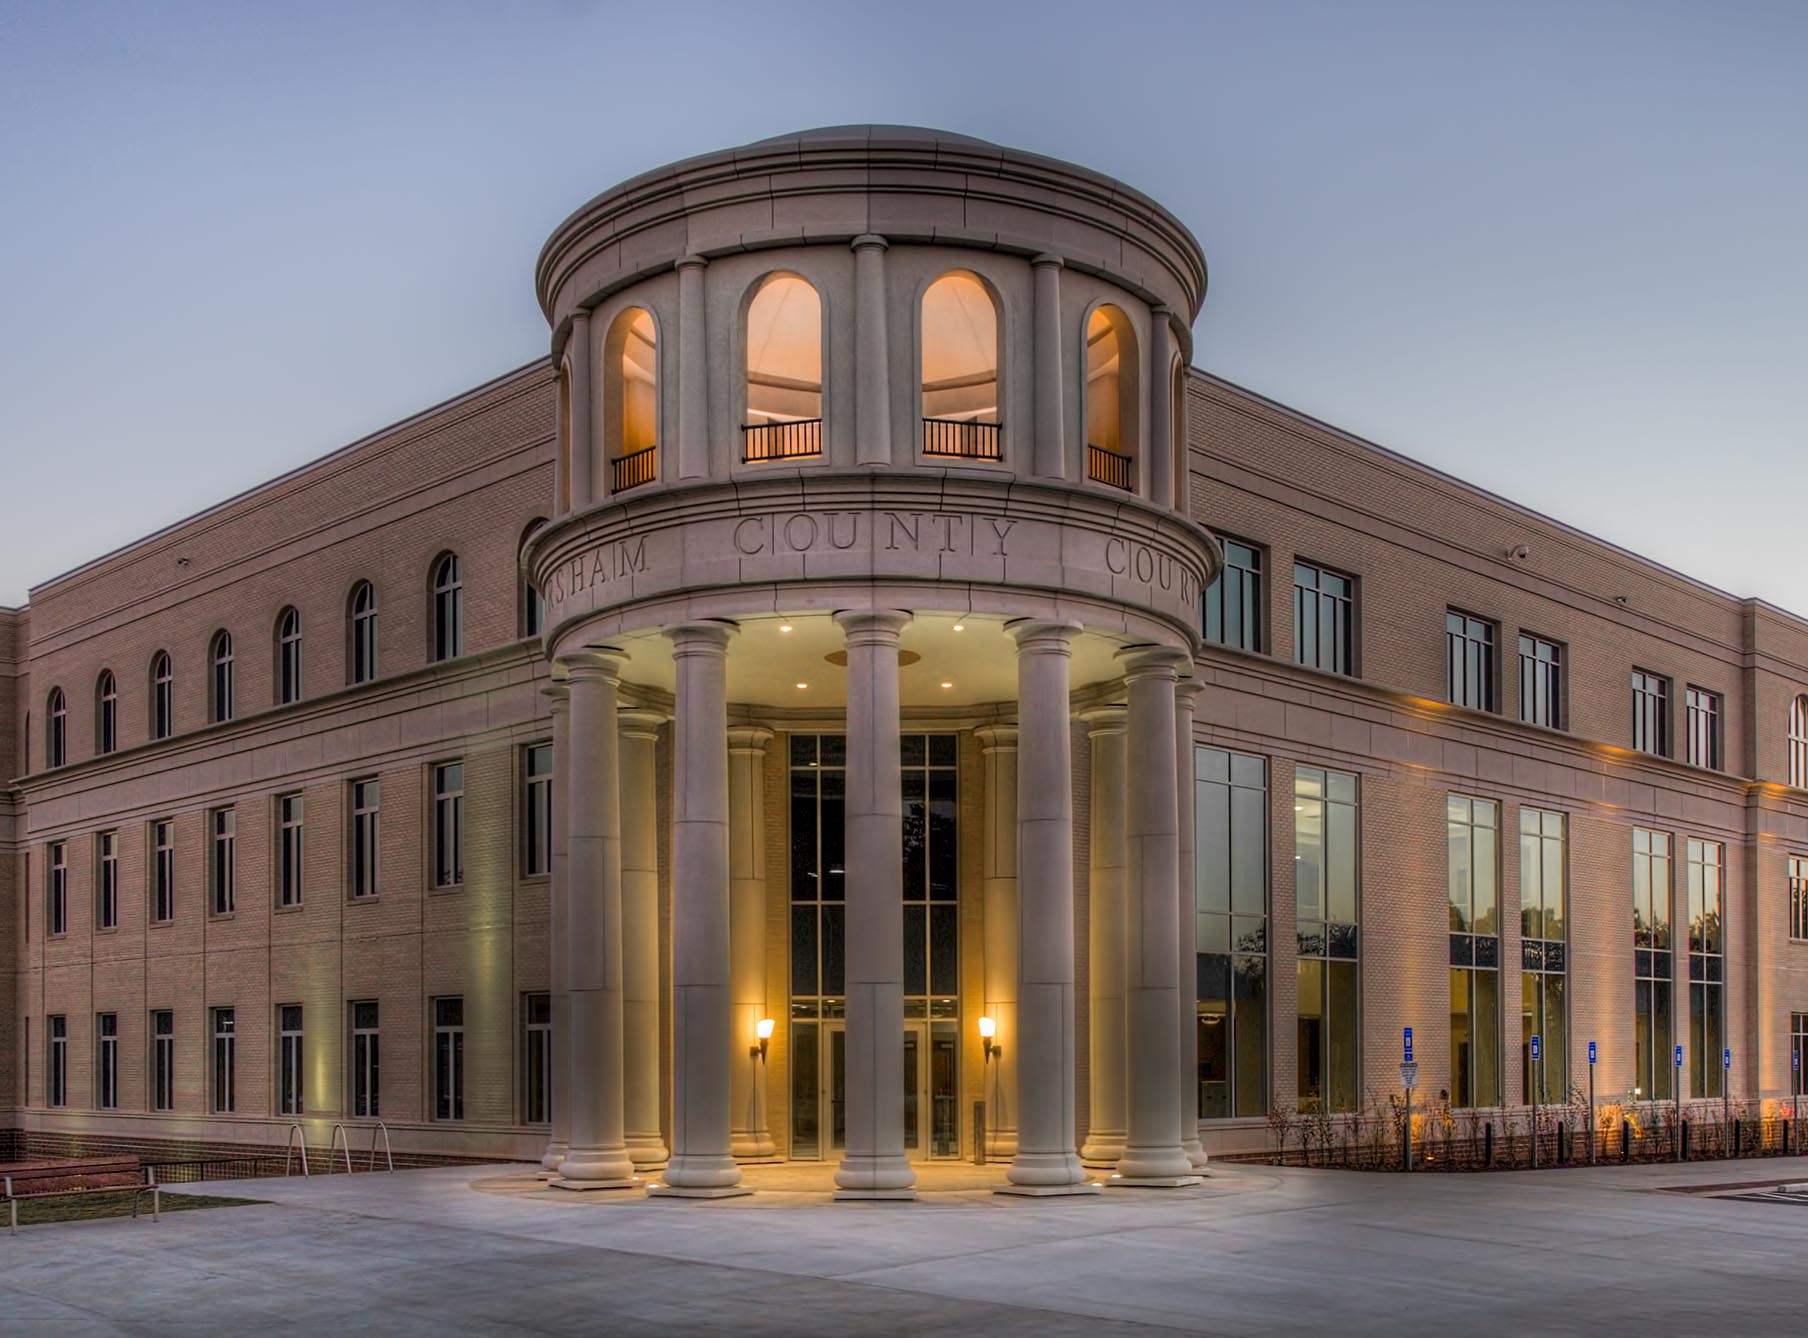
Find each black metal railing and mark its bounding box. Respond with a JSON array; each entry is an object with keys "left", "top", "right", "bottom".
[
  {"left": 922, "top": 418, "right": 1003, "bottom": 461},
  {"left": 742, "top": 418, "right": 823, "bottom": 463},
  {"left": 1087, "top": 443, "right": 1133, "bottom": 490},
  {"left": 611, "top": 445, "right": 657, "bottom": 493}
]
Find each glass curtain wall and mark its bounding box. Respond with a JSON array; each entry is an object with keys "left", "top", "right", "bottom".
[
  {"left": 1519, "top": 808, "right": 1567, "bottom": 1104},
  {"left": 1448, "top": 796, "right": 1501, "bottom": 1108},
  {"left": 1194, "top": 747, "right": 1267, "bottom": 1119},
  {"left": 1294, "top": 767, "right": 1358, "bottom": 1113}
]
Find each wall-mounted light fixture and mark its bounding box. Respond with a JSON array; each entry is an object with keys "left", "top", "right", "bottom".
[
  {"left": 978, "top": 1014, "right": 998, "bottom": 1064},
  {"left": 753, "top": 1017, "right": 774, "bottom": 1064}
]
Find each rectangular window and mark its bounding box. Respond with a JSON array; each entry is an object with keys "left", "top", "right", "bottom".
[
  {"left": 151, "top": 1010, "right": 175, "bottom": 1111},
  {"left": 97, "top": 831, "right": 119, "bottom": 930},
  {"left": 433, "top": 997, "right": 464, "bottom": 1121},
  {"left": 1790, "top": 855, "right": 1808, "bottom": 942},
  {"left": 1448, "top": 795, "right": 1500, "bottom": 1108},
  {"left": 1632, "top": 670, "right": 1670, "bottom": 756},
  {"left": 1203, "top": 537, "right": 1263, "bottom": 653},
  {"left": 433, "top": 761, "right": 464, "bottom": 889},
  {"left": 48, "top": 1015, "right": 68, "bottom": 1107},
  {"left": 210, "top": 807, "right": 236, "bottom": 915},
  {"left": 1519, "top": 808, "right": 1567, "bottom": 1105},
  {"left": 212, "top": 1007, "right": 236, "bottom": 1113},
  {"left": 1295, "top": 766, "right": 1359, "bottom": 1114},
  {"left": 1686, "top": 838, "right": 1724, "bottom": 1099},
  {"left": 97, "top": 1012, "right": 118, "bottom": 1110},
  {"left": 351, "top": 779, "right": 380, "bottom": 899},
  {"left": 1634, "top": 828, "right": 1674, "bottom": 1102},
  {"left": 523, "top": 992, "right": 552, "bottom": 1124},
  {"left": 350, "top": 1001, "right": 380, "bottom": 1118},
  {"left": 787, "top": 733, "right": 846, "bottom": 1161},
  {"left": 48, "top": 841, "right": 67, "bottom": 936},
  {"left": 278, "top": 1004, "right": 304, "bottom": 1116},
  {"left": 1795, "top": 1013, "right": 1808, "bottom": 1098},
  {"left": 524, "top": 743, "right": 553, "bottom": 877},
  {"left": 1446, "top": 611, "right": 1497, "bottom": 712},
  {"left": 1684, "top": 687, "right": 1721, "bottom": 770},
  {"left": 900, "top": 734, "right": 959, "bottom": 1010},
  {"left": 278, "top": 793, "right": 304, "bottom": 908},
  {"left": 1194, "top": 746, "right": 1268, "bottom": 1120},
  {"left": 152, "top": 820, "right": 175, "bottom": 922},
  {"left": 1518, "top": 633, "right": 1563, "bottom": 729},
  {"left": 1293, "top": 561, "right": 1354, "bottom": 675}
]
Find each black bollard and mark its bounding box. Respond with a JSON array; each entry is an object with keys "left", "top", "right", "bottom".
[
  {"left": 1682, "top": 1120, "right": 1690, "bottom": 1161},
  {"left": 1557, "top": 1121, "right": 1567, "bottom": 1165},
  {"left": 1622, "top": 1119, "right": 1631, "bottom": 1163},
  {"left": 1734, "top": 1120, "right": 1742, "bottom": 1159},
  {"left": 1484, "top": 1122, "right": 1493, "bottom": 1168}
]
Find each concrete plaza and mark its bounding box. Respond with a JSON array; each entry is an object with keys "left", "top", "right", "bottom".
[{"left": 4, "top": 1157, "right": 1806, "bottom": 1335}]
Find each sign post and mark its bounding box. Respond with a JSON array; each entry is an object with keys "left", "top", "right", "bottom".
[
  {"left": 1400, "top": 1028, "right": 1416, "bottom": 1172},
  {"left": 1674, "top": 1043, "right": 1684, "bottom": 1161},
  {"left": 1723, "top": 1047, "right": 1732, "bottom": 1155},
  {"left": 1530, "top": 1034, "right": 1541, "bottom": 1169},
  {"left": 1587, "top": 1040, "right": 1597, "bottom": 1164},
  {"left": 1795, "top": 1046, "right": 1801, "bottom": 1154}
]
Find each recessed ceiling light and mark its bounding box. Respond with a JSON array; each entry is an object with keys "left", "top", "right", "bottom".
[
  {"left": 941, "top": 681, "right": 954, "bottom": 690},
  {"left": 779, "top": 623, "right": 793, "bottom": 633},
  {"left": 952, "top": 623, "right": 964, "bottom": 632},
  {"left": 795, "top": 682, "right": 809, "bottom": 690}
]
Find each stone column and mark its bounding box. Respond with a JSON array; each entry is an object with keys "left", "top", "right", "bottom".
[
  {"left": 1080, "top": 705, "right": 1128, "bottom": 1168},
  {"left": 1114, "top": 644, "right": 1200, "bottom": 1186},
  {"left": 676, "top": 255, "right": 709, "bottom": 480},
  {"left": 1004, "top": 620, "right": 1095, "bottom": 1194},
  {"left": 852, "top": 234, "right": 892, "bottom": 467},
  {"left": 834, "top": 610, "right": 916, "bottom": 1198},
  {"left": 652, "top": 622, "right": 747, "bottom": 1196},
  {"left": 541, "top": 683, "right": 572, "bottom": 1173},
  {"left": 556, "top": 650, "right": 636, "bottom": 1189},
  {"left": 728, "top": 725, "right": 777, "bottom": 1160},
  {"left": 1175, "top": 677, "right": 1209, "bottom": 1170},
  {"left": 618, "top": 708, "right": 668, "bottom": 1170},
  {"left": 975, "top": 725, "right": 1020, "bottom": 1160},
  {"left": 1148, "top": 307, "right": 1175, "bottom": 511},
  {"left": 1031, "top": 254, "right": 1067, "bottom": 480},
  {"left": 566, "top": 310, "right": 593, "bottom": 508}
]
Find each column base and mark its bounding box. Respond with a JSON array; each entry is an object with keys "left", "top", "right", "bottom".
[
  {"left": 996, "top": 1182, "right": 1102, "bottom": 1198},
  {"left": 1184, "top": 1141, "right": 1210, "bottom": 1170},
  {"left": 540, "top": 1142, "right": 567, "bottom": 1172},
  {"left": 1079, "top": 1136, "right": 1125, "bottom": 1168},
  {"left": 647, "top": 1183, "right": 754, "bottom": 1200},
  {"left": 551, "top": 1177, "right": 642, "bottom": 1193},
  {"left": 1106, "top": 1173, "right": 1203, "bottom": 1189},
  {"left": 832, "top": 1187, "right": 919, "bottom": 1201},
  {"left": 730, "top": 1134, "right": 779, "bottom": 1161},
  {"left": 626, "top": 1136, "right": 669, "bottom": 1172},
  {"left": 835, "top": 1154, "right": 917, "bottom": 1194},
  {"left": 661, "top": 1154, "right": 744, "bottom": 1190}
]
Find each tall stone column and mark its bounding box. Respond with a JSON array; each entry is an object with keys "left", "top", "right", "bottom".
[
  {"left": 1004, "top": 621, "right": 1095, "bottom": 1194},
  {"left": 852, "top": 234, "right": 892, "bottom": 467},
  {"left": 556, "top": 651, "right": 636, "bottom": 1189},
  {"left": 1080, "top": 705, "right": 1128, "bottom": 1168},
  {"left": 541, "top": 683, "right": 572, "bottom": 1173},
  {"left": 728, "top": 725, "right": 777, "bottom": 1160},
  {"left": 676, "top": 255, "right": 709, "bottom": 480},
  {"left": 566, "top": 310, "right": 593, "bottom": 508},
  {"left": 834, "top": 610, "right": 916, "bottom": 1198},
  {"left": 975, "top": 725, "right": 1020, "bottom": 1160},
  {"left": 618, "top": 708, "right": 668, "bottom": 1170},
  {"left": 1148, "top": 307, "right": 1175, "bottom": 511},
  {"left": 1175, "top": 678, "right": 1209, "bottom": 1170},
  {"left": 1031, "top": 254, "right": 1067, "bottom": 480},
  {"left": 652, "top": 622, "right": 747, "bottom": 1196},
  {"left": 1114, "top": 644, "right": 1201, "bottom": 1186}
]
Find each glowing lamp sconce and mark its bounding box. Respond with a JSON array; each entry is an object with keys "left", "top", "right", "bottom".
[
  {"left": 754, "top": 1017, "right": 775, "bottom": 1063},
  {"left": 978, "top": 1015, "right": 999, "bottom": 1064}
]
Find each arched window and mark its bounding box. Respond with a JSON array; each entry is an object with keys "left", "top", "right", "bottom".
[
  {"left": 47, "top": 687, "right": 67, "bottom": 768},
  {"left": 743, "top": 274, "right": 822, "bottom": 462},
  {"left": 349, "top": 581, "right": 378, "bottom": 685},
  {"left": 1791, "top": 695, "right": 1808, "bottom": 789},
  {"left": 604, "top": 308, "right": 658, "bottom": 492},
  {"left": 150, "top": 651, "right": 173, "bottom": 740},
  {"left": 1171, "top": 353, "right": 1187, "bottom": 509},
  {"left": 276, "top": 607, "right": 303, "bottom": 705},
  {"left": 432, "top": 554, "right": 463, "bottom": 662},
  {"left": 557, "top": 362, "right": 573, "bottom": 513},
  {"left": 96, "top": 670, "right": 118, "bottom": 755},
  {"left": 920, "top": 271, "right": 1001, "bottom": 461},
  {"left": 1083, "top": 304, "right": 1139, "bottom": 490},
  {"left": 210, "top": 630, "right": 234, "bottom": 723},
  {"left": 521, "top": 519, "right": 548, "bottom": 638}
]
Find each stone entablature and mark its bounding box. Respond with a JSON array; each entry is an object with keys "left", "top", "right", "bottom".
[{"left": 528, "top": 471, "right": 1217, "bottom": 652}]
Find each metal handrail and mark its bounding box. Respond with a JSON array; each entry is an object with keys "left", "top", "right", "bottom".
[
  {"left": 922, "top": 417, "right": 1003, "bottom": 461},
  {"left": 610, "top": 445, "right": 657, "bottom": 493},
  {"left": 283, "top": 1123, "right": 311, "bottom": 1178},
  {"left": 368, "top": 1121, "right": 395, "bottom": 1173},
  {"left": 326, "top": 1124, "right": 354, "bottom": 1175},
  {"left": 1087, "top": 443, "right": 1134, "bottom": 490},
  {"left": 742, "top": 418, "right": 822, "bottom": 462}
]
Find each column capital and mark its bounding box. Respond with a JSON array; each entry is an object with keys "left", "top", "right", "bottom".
[
  {"left": 1151, "top": 303, "right": 1175, "bottom": 322},
  {"left": 1031, "top": 252, "right": 1065, "bottom": 270},
  {"left": 675, "top": 253, "right": 709, "bottom": 272},
  {"left": 1009, "top": 618, "right": 1082, "bottom": 656},
  {"left": 664, "top": 620, "right": 737, "bottom": 655},
  {"left": 1081, "top": 703, "right": 1128, "bottom": 735},
  {"left": 1175, "top": 677, "right": 1205, "bottom": 709},
  {"left": 850, "top": 233, "right": 889, "bottom": 253},
  {"left": 973, "top": 724, "right": 1018, "bottom": 754},
  {"left": 618, "top": 707, "right": 666, "bottom": 741},
  {"left": 542, "top": 681, "right": 571, "bottom": 708},
  {"left": 560, "top": 647, "right": 627, "bottom": 684},
  {"left": 1116, "top": 642, "right": 1189, "bottom": 681},
  {"left": 727, "top": 723, "right": 775, "bottom": 755},
  {"left": 833, "top": 609, "right": 910, "bottom": 643}
]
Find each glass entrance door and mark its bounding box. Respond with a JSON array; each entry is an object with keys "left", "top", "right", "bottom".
[
  {"left": 903, "top": 1020, "right": 961, "bottom": 1160},
  {"left": 793, "top": 1020, "right": 958, "bottom": 1161}
]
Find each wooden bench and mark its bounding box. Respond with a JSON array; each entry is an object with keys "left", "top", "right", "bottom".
[{"left": 1, "top": 1158, "right": 161, "bottom": 1234}]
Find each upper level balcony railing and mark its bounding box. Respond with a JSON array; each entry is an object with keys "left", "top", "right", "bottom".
[
  {"left": 922, "top": 418, "right": 1003, "bottom": 462},
  {"left": 611, "top": 445, "right": 657, "bottom": 494},
  {"left": 742, "top": 418, "right": 823, "bottom": 463},
  {"left": 1087, "top": 443, "right": 1133, "bottom": 491}
]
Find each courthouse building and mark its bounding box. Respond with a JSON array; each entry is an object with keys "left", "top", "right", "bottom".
[{"left": 5, "top": 127, "right": 1808, "bottom": 1190}]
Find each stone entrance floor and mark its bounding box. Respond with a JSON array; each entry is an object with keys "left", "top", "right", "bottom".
[{"left": 6, "top": 1156, "right": 1808, "bottom": 1335}]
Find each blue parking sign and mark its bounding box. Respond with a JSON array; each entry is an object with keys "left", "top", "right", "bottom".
[
  {"left": 1675, "top": 1043, "right": 1684, "bottom": 1069},
  {"left": 1724, "top": 1047, "right": 1731, "bottom": 1071},
  {"left": 1530, "top": 1034, "right": 1541, "bottom": 1062},
  {"left": 1403, "top": 1027, "right": 1413, "bottom": 1062},
  {"left": 1588, "top": 1040, "right": 1596, "bottom": 1065}
]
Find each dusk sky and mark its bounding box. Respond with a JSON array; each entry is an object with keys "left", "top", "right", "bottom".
[{"left": 1, "top": 1, "right": 1802, "bottom": 612}]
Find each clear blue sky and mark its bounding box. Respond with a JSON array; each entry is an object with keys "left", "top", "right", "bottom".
[{"left": 2, "top": 1, "right": 1803, "bottom": 613}]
